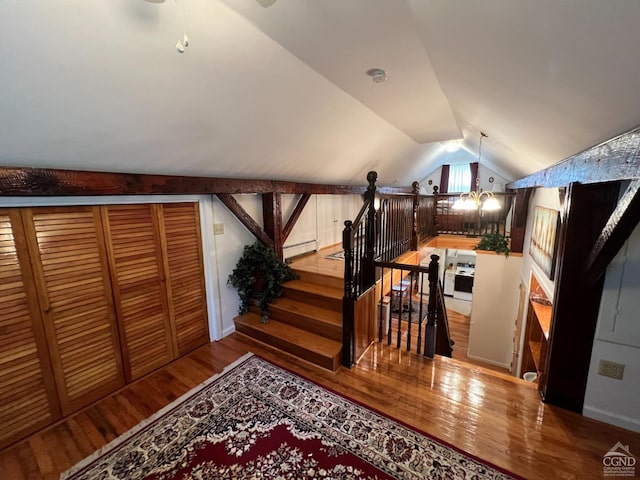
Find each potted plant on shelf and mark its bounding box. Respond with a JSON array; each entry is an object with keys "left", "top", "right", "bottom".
[
  {"left": 474, "top": 232, "right": 510, "bottom": 257},
  {"left": 227, "top": 242, "right": 297, "bottom": 320}
]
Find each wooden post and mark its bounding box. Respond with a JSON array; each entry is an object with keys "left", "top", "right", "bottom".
[
  {"left": 362, "top": 171, "right": 378, "bottom": 289},
  {"left": 541, "top": 182, "right": 619, "bottom": 412},
  {"left": 411, "top": 181, "right": 419, "bottom": 250},
  {"left": 262, "top": 192, "right": 283, "bottom": 259},
  {"left": 432, "top": 185, "right": 440, "bottom": 236},
  {"left": 342, "top": 220, "right": 355, "bottom": 367},
  {"left": 423, "top": 254, "right": 440, "bottom": 358}
]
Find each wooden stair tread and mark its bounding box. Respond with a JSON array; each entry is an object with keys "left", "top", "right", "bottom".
[
  {"left": 270, "top": 297, "right": 341, "bottom": 326},
  {"left": 284, "top": 280, "right": 342, "bottom": 299},
  {"left": 290, "top": 269, "right": 343, "bottom": 289},
  {"left": 234, "top": 313, "right": 341, "bottom": 371}
]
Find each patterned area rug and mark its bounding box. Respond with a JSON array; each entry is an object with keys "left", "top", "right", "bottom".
[
  {"left": 325, "top": 250, "right": 345, "bottom": 260},
  {"left": 62, "top": 353, "right": 519, "bottom": 480}
]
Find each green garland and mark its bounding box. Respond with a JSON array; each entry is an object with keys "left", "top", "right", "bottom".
[{"left": 474, "top": 232, "right": 510, "bottom": 257}]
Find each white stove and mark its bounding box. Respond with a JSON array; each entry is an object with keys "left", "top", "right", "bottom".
[
  {"left": 453, "top": 263, "right": 475, "bottom": 300},
  {"left": 455, "top": 262, "right": 475, "bottom": 277}
]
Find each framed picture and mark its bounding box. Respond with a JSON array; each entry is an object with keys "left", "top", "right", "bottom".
[{"left": 530, "top": 206, "right": 560, "bottom": 279}]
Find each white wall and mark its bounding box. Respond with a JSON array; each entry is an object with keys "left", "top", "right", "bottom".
[
  {"left": 211, "top": 195, "right": 261, "bottom": 337},
  {"left": 583, "top": 223, "right": 640, "bottom": 432},
  {"left": 282, "top": 194, "right": 318, "bottom": 258},
  {"left": 316, "top": 194, "right": 363, "bottom": 248},
  {"left": 468, "top": 252, "right": 523, "bottom": 369},
  {"left": 419, "top": 159, "right": 509, "bottom": 194}
]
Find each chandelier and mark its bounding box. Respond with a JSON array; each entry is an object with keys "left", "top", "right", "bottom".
[
  {"left": 452, "top": 190, "right": 501, "bottom": 211},
  {"left": 452, "top": 131, "right": 501, "bottom": 212}
]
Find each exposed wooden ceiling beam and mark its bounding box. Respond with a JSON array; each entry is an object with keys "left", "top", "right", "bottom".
[
  {"left": 585, "top": 179, "right": 640, "bottom": 284},
  {"left": 0, "top": 167, "right": 413, "bottom": 196},
  {"left": 507, "top": 126, "right": 640, "bottom": 190},
  {"left": 216, "top": 193, "right": 274, "bottom": 248}
]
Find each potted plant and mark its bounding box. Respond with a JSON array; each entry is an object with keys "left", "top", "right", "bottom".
[
  {"left": 227, "top": 242, "right": 297, "bottom": 318},
  {"left": 474, "top": 232, "right": 510, "bottom": 257}
]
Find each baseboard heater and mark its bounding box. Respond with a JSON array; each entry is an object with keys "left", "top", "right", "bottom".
[{"left": 284, "top": 239, "right": 318, "bottom": 260}]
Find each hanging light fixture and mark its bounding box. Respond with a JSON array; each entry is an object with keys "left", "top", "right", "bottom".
[{"left": 452, "top": 132, "right": 501, "bottom": 211}]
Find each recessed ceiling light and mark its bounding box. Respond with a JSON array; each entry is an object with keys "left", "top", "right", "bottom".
[{"left": 366, "top": 68, "right": 387, "bottom": 83}]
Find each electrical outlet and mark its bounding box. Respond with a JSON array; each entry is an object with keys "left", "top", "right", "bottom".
[
  {"left": 213, "top": 223, "right": 224, "bottom": 235},
  {"left": 598, "top": 359, "right": 625, "bottom": 380}
]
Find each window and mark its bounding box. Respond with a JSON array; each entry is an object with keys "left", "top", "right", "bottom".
[{"left": 447, "top": 164, "right": 471, "bottom": 192}]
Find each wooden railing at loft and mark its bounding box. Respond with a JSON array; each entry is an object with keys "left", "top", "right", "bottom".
[
  {"left": 342, "top": 171, "right": 441, "bottom": 366},
  {"left": 434, "top": 190, "right": 514, "bottom": 237},
  {"left": 375, "top": 255, "right": 453, "bottom": 359}
]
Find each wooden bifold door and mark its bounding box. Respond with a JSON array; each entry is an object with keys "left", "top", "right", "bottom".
[{"left": 0, "top": 202, "right": 209, "bottom": 449}]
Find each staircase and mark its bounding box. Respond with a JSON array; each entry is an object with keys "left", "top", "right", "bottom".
[{"left": 233, "top": 267, "right": 343, "bottom": 371}]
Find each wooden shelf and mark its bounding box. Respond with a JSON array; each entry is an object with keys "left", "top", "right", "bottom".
[
  {"left": 530, "top": 300, "right": 552, "bottom": 339},
  {"left": 529, "top": 340, "right": 542, "bottom": 371},
  {"left": 521, "top": 272, "right": 553, "bottom": 385}
]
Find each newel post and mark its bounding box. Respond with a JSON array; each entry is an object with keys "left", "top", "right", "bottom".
[
  {"left": 362, "top": 171, "right": 378, "bottom": 289},
  {"left": 342, "top": 220, "right": 355, "bottom": 367},
  {"left": 432, "top": 185, "right": 440, "bottom": 235},
  {"left": 411, "top": 181, "right": 420, "bottom": 250},
  {"left": 424, "top": 254, "right": 440, "bottom": 358}
]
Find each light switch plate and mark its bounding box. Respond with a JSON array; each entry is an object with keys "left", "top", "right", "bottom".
[{"left": 214, "top": 223, "right": 224, "bottom": 235}]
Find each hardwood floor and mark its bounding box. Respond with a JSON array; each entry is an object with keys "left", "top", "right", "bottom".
[
  {"left": 446, "top": 305, "right": 511, "bottom": 375},
  {"left": 2, "top": 334, "right": 637, "bottom": 480}
]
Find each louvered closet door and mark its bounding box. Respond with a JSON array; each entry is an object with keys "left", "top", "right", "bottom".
[
  {"left": 102, "top": 204, "right": 175, "bottom": 381},
  {"left": 21, "top": 207, "right": 124, "bottom": 415},
  {"left": 159, "top": 203, "right": 209, "bottom": 355},
  {"left": 0, "top": 210, "right": 60, "bottom": 449}
]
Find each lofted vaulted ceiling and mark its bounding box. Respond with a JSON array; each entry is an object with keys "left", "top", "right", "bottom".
[{"left": 1, "top": 1, "right": 639, "bottom": 187}]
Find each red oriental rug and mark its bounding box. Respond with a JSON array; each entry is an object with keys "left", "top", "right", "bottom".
[{"left": 62, "top": 353, "right": 519, "bottom": 480}]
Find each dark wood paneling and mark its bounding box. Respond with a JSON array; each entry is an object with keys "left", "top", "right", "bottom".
[{"left": 541, "top": 182, "right": 619, "bottom": 412}]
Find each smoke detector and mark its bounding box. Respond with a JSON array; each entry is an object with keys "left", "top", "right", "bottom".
[{"left": 366, "top": 68, "right": 388, "bottom": 83}]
